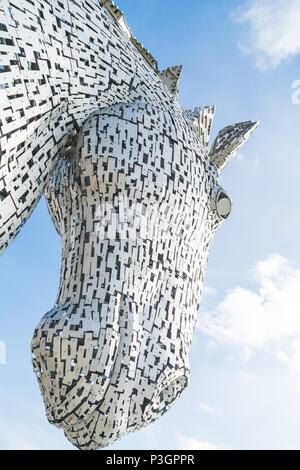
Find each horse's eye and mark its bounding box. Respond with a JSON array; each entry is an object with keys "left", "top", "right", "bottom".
[{"left": 216, "top": 190, "right": 232, "bottom": 220}]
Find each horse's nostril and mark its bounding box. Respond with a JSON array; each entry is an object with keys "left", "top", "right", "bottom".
[{"left": 216, "top": 190, "right": 232, "bottom": 220}]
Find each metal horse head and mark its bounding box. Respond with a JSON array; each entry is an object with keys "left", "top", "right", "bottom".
[{"left": 0, "top": 0, "right": 258, "bottom": 449}]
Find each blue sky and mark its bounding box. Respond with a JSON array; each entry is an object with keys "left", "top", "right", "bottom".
[{"left": 1, "top": 0, "right": 300, "bottom": 450}]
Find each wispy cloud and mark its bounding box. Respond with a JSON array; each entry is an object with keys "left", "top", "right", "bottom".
[
  {"left": 232, "top": 0, "right": 300, "bottom": 70},
  {"left": 177, "top": 433, "right": 228, "bottom": 450},
  {"left": 197, "top": 401, "right": 215, "bottom": 415},
  {"left": 198, "top": 254, "right": 300, "bottom": 372},
  {"left": 235, "top": 152, "right": 245, "bottom": 162}
]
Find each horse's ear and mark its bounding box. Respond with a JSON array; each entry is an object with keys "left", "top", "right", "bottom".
[
  {"left": 209, "top": 120, "right": 259, "bottom": 173},
  {"left": 185, "top": 105, "right": 216, "bottom": 149},
  {"left": 158, "top": 65, "right": 183, "bottom": 99}
]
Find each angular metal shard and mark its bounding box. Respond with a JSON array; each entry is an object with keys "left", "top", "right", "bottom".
[
  {"left": 158, "top": 65, "right": 183, "bottom": 99},
  {"left": 185, "top": 105, "right": 216, "bottom": 149},
  {"left": 210, "top": 120, "right": 260, "bottom": 172},
  {"left": 102, "top": 0, "right": 131, "bottom": 37}
]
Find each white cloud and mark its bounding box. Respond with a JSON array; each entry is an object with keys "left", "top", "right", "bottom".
[
  {"left": 177, "top": 433, "right": 227, "bottom": 450},
  {"left": 233, "top": 0, "right": 300, "bottom": 70},
  {"left": 198, "top": 254, "right": 300, "bottom": 371},
  {"left": 197, "top": 401, "right": 215, "bottom": 415}
]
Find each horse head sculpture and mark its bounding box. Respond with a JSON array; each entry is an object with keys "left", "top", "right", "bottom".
[{"left": 0, "top": 0, "right": 258, "bottom": 449}]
